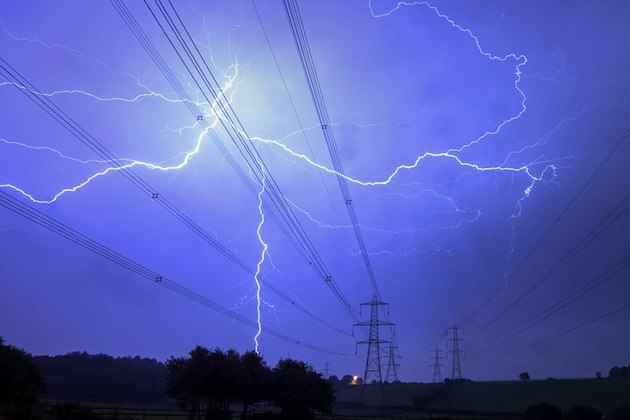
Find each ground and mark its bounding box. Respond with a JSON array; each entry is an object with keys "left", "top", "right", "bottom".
[{"left": 335, "top": 378, "right": 630, "bottom": 416}]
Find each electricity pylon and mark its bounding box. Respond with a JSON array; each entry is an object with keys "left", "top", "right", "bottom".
[
  {"left": 385, "top": 342, "right": 401, "bottom": 383},
  {"left": 447, "top": 325, "right": 465, "bottom": 379},
  {"left": 429, "top": 346, "right": 444, "bottom": 383},
  {"left": 354, "top": 295, "right": 394, "bottom": 404}
]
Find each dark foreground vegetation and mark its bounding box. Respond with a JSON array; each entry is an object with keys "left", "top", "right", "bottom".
[
  {"left": 2, "top": 337, "right": 630, "bottom": 419},
  {"left": 34, "top": 352, "right": 167, "bottom": 405},
  {"left": 1, "top": 338, "right": 332, "bottom": 419},
  {"left": 165, "top": 346, "right": 332, "bottom": 419}
]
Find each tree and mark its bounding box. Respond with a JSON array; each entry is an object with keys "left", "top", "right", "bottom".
[
  {"left": 327, "top": 375, "right": 340, "bottom": 391},
  {"left": 205, "top": 348, "right": 242, "bottom": 414},
  {"left": 0, "top": 337, "right": 47, "bottom": 407},
  {"left": 520, "top": 371, "right": 531, "bottom": 381},
  {"left": 240, "top": 351, "right": 271, "bottom": 419},
  {"left": 166, "top": 347, "right": 336, "bottom": 419},
  {"left": 609, "top": 366, "right": 630, "bottom": 378},
  {"left": 165, "top": 346, "right": 212, "bottom": 419},
  {"left": 596, "top": 372, "right": 602, "bottom": 380},
  {"left": 34, "top": 352, "right": 166, "bottom": 404},
  {"left": 340, "top": 374, "right": 353, "bottom": 386},
  {"left": 524, "top": 402, "right": 562, "bottom": 420},
  {"left": 564, "top": 405, "right": 602, "bottom": 420},
  {"left": 271, "top": 359, "right": 334, "bottom": 419},
  {"left": 166, "top": 347, "right": 269, "bottom": 419}
]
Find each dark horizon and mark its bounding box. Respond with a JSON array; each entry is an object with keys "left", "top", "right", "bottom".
[{"left": 17, "top": 342, "right": 628, "bottom": 384}]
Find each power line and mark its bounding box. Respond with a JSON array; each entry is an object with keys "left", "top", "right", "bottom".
[
  {"left": 109, "top": 0, "right": 318, "bottom": 284},
  {"left": 472, "top": 126, "right": 630, "bottom": 321},
  {"left": 281, "top": 0, "right": 398, "bottom": 366},
  {"left": 0, "top": 190, "right": 352, "bottom": 356},
  {"left": 283, "top": 0, "right": 398, "bottom": 376},
  {"left": 502, "top": 301, "right": 630, "bottom": 355},
  {"left": 127, "top": 0, "right": 360, "bottom": 323},
  {"left": 473, "top": 188, "right": 630, "bottom": 335},
  {"left": 250, "top": 0, "right": 364, "bottom": 279},
  {"left": 507, "top": 126, "right": 630, "bottom": 283},
  {"left": 282, "top": 0, "right": 382, "bottom": 299},
  {"left": 0, "top": 55, "right": 347, "bottom": 336},
  {"left": 479, "top": 257, "right": 630, "bottom": 353}
]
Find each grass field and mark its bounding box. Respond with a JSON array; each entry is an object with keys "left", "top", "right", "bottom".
[{"left": 335, "top": 378, "right": 630, "bottom": 414}]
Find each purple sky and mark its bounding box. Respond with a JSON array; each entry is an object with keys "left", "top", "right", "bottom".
[{"left": 1, "top": 0, "right": 629, "bottom": 382}]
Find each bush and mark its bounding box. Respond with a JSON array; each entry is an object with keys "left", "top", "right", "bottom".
[
  {"left": 564, "top": 405, "right": 602, "bottom": 420},
  {"left": 524, "top": 402, "right": 563, "bottom": 420}
]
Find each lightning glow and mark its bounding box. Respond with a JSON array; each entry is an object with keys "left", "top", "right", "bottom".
[{"left": 0, "top": 1, "right": 585, "bottom": 355}]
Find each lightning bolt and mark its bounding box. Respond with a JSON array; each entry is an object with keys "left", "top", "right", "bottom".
[
  {"left": 0, "top": 137, "right": 134, "bottom": 165},
  {"left": 0, "top": 127, "right": 210, "bottom": 204},
  {"left": 2, "top": 1, "right": 604, "bottom": 354},
  {"left": 253, "top": 165, "right": 268, "bottom": 353},
  {"left": 0, "top": 21, "right": 273, "bottom": 349},
  {"left": 0, "top": 56, "right": 243, "bottom": 204}
]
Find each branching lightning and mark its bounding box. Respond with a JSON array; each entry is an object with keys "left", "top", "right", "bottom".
[
  {"left": 0, "top": 127, "right": 210, "bottom": 204},
  {"left": 1, "top": 0, "right": 591, "bottom": 353}
]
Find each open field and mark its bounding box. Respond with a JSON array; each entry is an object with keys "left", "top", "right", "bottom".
[
  {"left": 335, "top": 378, "right": 630, "bottom": 415},
  {"left": 3, "top": 378, "right": 629, "bottom": 420}
]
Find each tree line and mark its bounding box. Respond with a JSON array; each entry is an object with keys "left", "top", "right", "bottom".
[
  {"left": 34, "top": 352, "right": 167, "bottom": 404},
  {"left": 0, "top": 338, "right": 333, "bottom": 419},
  {"left": 609, "top": 366, "right": 630, "bottom": 379},
  {"left": 165, "top": 346, "right": 333, "bottom": 419}
]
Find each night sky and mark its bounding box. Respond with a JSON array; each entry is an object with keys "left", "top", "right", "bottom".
[{"left": 1, "top": 0, "right": 629, "bottom": 383}]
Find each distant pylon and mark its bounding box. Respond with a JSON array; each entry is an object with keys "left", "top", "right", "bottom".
[
  {"left": 354, "top": 295, "right": 394, "bottom": 404},
  {"left": 385, "top": 342, "right": 401, "bottom": 383},
  {"left": 430, "top": 346, "right": 444, "bottom": 383},
  {"left": 447, "top": 325, "right": 465, "bottom": 379}
]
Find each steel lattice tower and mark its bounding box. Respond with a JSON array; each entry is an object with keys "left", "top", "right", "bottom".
[
  {"left": 448, "top": 325, "right": 465, "bottom": 380},
  {"left": 385, "top": 342, "right": 401, "bottom": 383},
  {"left": 354, "top": 295, "right": 394, "bottom": 403},
  {"left": 430, "top": 346, "right": 444, "bottom": 383}
]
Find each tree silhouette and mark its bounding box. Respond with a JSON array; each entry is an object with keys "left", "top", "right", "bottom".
[
  {"left": 0, "top": 337, "right": 46, "bottom": 407},
  {"left": 240, "top": 351, "right": 271, "bottom": 419},
  {"left": 519, "top": 371, "right": 531, "bottom": 381},
  {"left": 271, "top": 359, "right": 334, "bottom": 419},
  {"left": 564, "top": 405, "right": 602, "bottom": 420},
  {"left": 524, "top": 402, "right": 562, "bottom": 420},
  {"left": 206, "top": 348, "right": 242, "bottom": 414},
  {"left": 35, "top": 352, "right": 166, "bottom": 404},
  {"left": 609, "top": 366, "right": 630, "bottom": 378},
  {"left": 166, "top": 347, "right": 274, "bottom": 420},
  {"left": 165, "top": 346, "right": 211, "bottom": 419}
]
